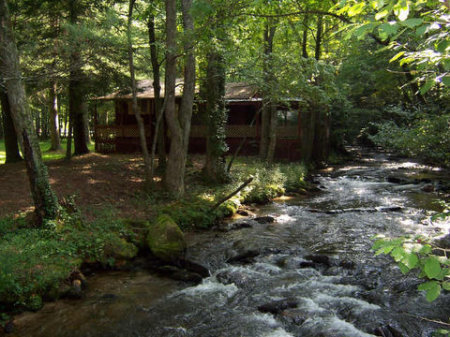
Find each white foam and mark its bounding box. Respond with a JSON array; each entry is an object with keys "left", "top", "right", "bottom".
[
  {"left": 176, "top": 278, "right": 238, "bottom": 298},
  {"left": 251, "top": 312, "right": 280, "bottom": 328},
  {"left": 314, "top": 293, "right": 380, "bottom": 312},
  {"left": 262, "top": 328, "right": 295, "bottom": 337},
  {"left": 303, "top": 316, "right": 376, "bottom": 337}
]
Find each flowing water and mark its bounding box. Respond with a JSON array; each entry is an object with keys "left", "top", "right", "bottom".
[{"left": 13, "top": 152, "right": 450, "bottom": 337}]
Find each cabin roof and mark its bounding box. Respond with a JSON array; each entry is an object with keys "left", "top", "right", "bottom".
[{"left": 94, "top": 80, "right": 260, "bottom": 101}]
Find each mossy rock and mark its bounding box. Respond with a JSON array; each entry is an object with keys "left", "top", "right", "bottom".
[
  {"left": 147, "top": 215, "right": 186, "bottom": 262},
  {"left": 104, "top": 238, "right": 139, "bottom": 260}
]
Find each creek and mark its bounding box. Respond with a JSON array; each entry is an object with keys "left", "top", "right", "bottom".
[{"left": 13, "top": 151, "right": 450, "bottom": 337}]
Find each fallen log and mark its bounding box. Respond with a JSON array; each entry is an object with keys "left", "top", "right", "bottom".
[{"left": 211, "top": 177, "right": 254, "bottom": 210}]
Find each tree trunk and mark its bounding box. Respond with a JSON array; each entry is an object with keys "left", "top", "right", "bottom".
[
  {"left": 202, "top": 51, "right": 228, "bottom": 183},
  {"left": 164, "top": 0, "right": 195, "bottom": 198},
  {"left": 148, "top": 12, "right": 166, "bottom": 177},
  {"left": 266, "top": 103, "right": 277, "bottom": 164},
  {"left": 0, "top": 88, "right": 22, "bottom": 163},
  {"left": 302, "top": 16, "right": 309, "bottom": 58},
  {"left": 68, "top": 0, "right": 89, "bottom": 156},
  {"left": 315, "top": 16, "right": 323, "bottom": 61},
  {"left": 0, "top": 0, "right": 58, "bottom": 224},
  {"left": 300, "top": 107, "right": 316, "bottom": 163},
  {"left": 312, "top": 107, "right": 330, "bottom": 165},
  {"left": 48, "top": 82, "right": 61, "bottom": 151},
  {"left": 128, "top": 0, "right": 152, "bottom": 191},
  {"left": 259, "top": 23, "right": 276, "bottom": 161}
]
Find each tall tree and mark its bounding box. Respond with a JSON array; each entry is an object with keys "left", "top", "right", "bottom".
[
  {"left": 164, "top": 0, "right": 195, "bottom": 197},
  {"left": 147, "top": 10, "right": 167, "bottom": 177},
  {"left": 0, "top": 0, "right": 58, "bottom": 224},
  {"left": 259, "top": 22, "right": 277, "bottom": 163},
  {"left": 68, "top": 0, "right": 89, "bottom": 156},
  {"left": 127, "top": 0, "right": 152, "bottom": 190},
  {"left": 0, "top": 87, "right": 22, "bottom": 163},
  {"left": 48, "top": 82, "right": 62, "bottom": 150},
  {"left": 202, "top": 50, "right": 229, "bottom": 182}
]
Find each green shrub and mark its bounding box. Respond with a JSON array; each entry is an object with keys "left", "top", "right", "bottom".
[{"left": 370, "top": 107, "right": 450, "bottom": 166}]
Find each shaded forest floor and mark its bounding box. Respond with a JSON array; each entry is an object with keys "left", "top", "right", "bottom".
[{"left": 0, "top": 153, "right": 162, "bottom": 220}]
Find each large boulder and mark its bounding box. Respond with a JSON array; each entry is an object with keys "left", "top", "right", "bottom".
[{"left": 147, "top": 215, "right": 186, "bottom": 262}]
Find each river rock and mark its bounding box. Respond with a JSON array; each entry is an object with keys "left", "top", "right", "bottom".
[
  {"left": 254, "top": 216, "right": 275, "bottom": 224},
  {"left": 216, "top": 269, "right": 252, "bottom": 288},
  {"left": 373, "top": 324, "right": 403, "bottom": 337},
  {"left": 177, "top": 259, "right": 210, "bottom": 278},
  {"left": 147, "top": 215, "right": 186, "bottom": 263},
  {"left": 279, "top": 309, "right": 307, "bottom": 325},
  {"left": 226, "top": 249, "right": 260, "bottom": 264},
  {"left": 257, "top": 298, "right": 298, "bottom": 314},
  {"left": 156, "top": 265, "right": 203, "bottom": 284},
  {"left": 237, "top": 209, "right": 250, "bottom": 216},
  {"left": 303, "top": 254, "right": 331, "bottom": 267},
  {"left": 386, "top": 175, "right": 416, "bottom": 185},
  {"left": 421, "top": 184, "right": 435, "bottom": 192},
  {"left": 217, "top": 221, "right": 253, "bottom": 232}
]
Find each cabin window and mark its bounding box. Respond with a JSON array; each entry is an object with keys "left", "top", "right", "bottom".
[
  {"left": 228, "top": 105, "right": 256, "bottom": 125},
  {"left": 277, "top": 110, "right": 298, "bottom": 127}
]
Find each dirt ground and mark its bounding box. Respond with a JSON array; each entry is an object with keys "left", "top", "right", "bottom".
[{"left": 0, "top": 153, "right": 161, "bottom": 220}]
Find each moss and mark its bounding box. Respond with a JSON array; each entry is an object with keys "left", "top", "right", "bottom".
[{"left": 147, "top": 215, "right": 186, "bottom": 262}]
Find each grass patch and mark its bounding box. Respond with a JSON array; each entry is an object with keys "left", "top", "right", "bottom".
[
  {"left": 0, "top": 206, "right": 142, "bottom": 313},
  {"left": 0, "top": 139, "right": 95, "bottom": 164},
  {"left": 157, "top": 158, "right": 308, "bottom": 229}
]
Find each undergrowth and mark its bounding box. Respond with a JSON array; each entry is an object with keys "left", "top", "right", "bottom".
[{"left": 0, "top": 156, "right": 309, "bottom": 318}]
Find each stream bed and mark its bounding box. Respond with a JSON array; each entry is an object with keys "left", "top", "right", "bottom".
[{"left": 12, "top": 152, "right": 450, "bottom": 337}]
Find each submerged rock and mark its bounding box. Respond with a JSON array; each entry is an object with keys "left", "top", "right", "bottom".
[
  {"left": 216, "top": 269, "right": 253, "bottom": 288},
  {"left": 147, "top": 215, "right": 186, "bottom": 263},
  {"left": 226, "top": 249, "right": 260, "bottom": 264},
  {"left": 303, "top": 254, "right": 331, "bottom": 267},
  {"left": 373, "top": 324, "right": 403, "bottom": 337},
  {"left": 253, "top": 216, "right": 275, "bottom": 224},
  {"left": 216, "top": 221, "right": 253, "bottom": 232},
  {"left": 176, "top": 259, "right": 210, "bottom": 278},
  {"left": 257, "top": 298, "right": 298, "bottom": 314},
  {"left": 155, "top": 265, "right": 203, "bottom": 284}
]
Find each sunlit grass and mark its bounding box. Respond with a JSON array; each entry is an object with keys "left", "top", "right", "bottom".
[{"left": 0, "top": 139, "right": 95, "bottom": 165}]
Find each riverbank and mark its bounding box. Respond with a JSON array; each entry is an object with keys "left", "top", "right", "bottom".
[
  {"left": 5, "top": 152, "right": 449, "bottom": 337},
  {"left": 0, "top": 154, "right": 312, "bottom": 331}
]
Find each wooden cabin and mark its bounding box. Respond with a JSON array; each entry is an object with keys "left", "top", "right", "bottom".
[{"left": 93, "top": 80, "right": 308, "bottom": 161}]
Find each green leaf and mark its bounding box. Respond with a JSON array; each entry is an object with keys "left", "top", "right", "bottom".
[
  {"left": 415, "top": 24, "right": 428, "bottom": 36},
  {"left": 390, "top": 51, "right": 405, "bottom": 63},
  {"left": 424, "top": 257, "right": 442, "bottom": 279},
  {"left": 353, "top": 23, "right": 376, "bottom": 40},
  {"left": 402, "top": 18, "right": 423, "bottom": 28},
  {"left": 419, "top": 244, "right": 432, "bottom": 254},
  {"left": 394, "top": 1, "right": 409, "bottom": 21},
  {"left": 420, "top": 80, "right": 435, "bottom": 95},
  {"left": 418, "top": 281, "right": 441, "bottom": 302},
  {"left": 372, "top": 0, "right": 384, "bottom": 10},
  {"left": 437, "top": 40, "right": 449, "bottom": 54},
  {"left": 391, "top": 246, "right": 405, "bottom": 262},
  {"left": 403, "top": 253, "right": 419, "bottom": 269},
  {"left": 348, "top": 3, "right": 365, "bottom": 17},
  {"left": 375, "top": 9, "right": 389, "bottom": 20},
  {"left": 379, "top": 22, "right": 398, "bottom": 36},
  {"left": 398, "top": 262, "right": 410, "bottom": 274},
  {"left": 443, "top": 281, "right": 450, "bottom": 291}
]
